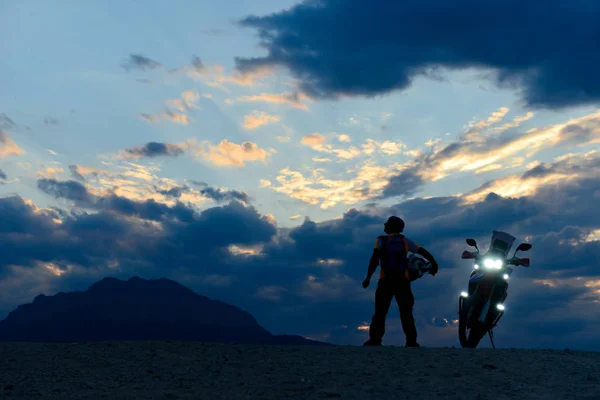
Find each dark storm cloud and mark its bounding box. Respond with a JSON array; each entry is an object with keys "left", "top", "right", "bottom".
[
  {"left": 37, "top": 178, "right": 96, "bottom": 205},
  {"left": 3, "top": 156, "right": 600, "bottom": 348},
  {"left": 123, "top": 142, "right": 186, "bottom": 159},
  {"left": 191, "top": 181, "right": 250, "bottom": 203},
  {"left": 121, "top": 54, "right": 162, "bottom": 72},
  {"left": 379, "top": 165, "right": 425, "bottom": 199},
  {"left": 0, "top": 192, "right": 274, "bottom": 275},
  {"left": 156, "top": 186, "right": 189, "bottom": 198},
  {"left": 236, "top": 0, "right": 600, "bottom": 109},
  {"left": 36, "top": 178, "right": 195, "bottom": 223},
  {"left": 156, "top": 182, "right": 250, "bottom": 203}
]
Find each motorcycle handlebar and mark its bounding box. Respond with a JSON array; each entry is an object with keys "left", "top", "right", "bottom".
[{"left": 461, "top": 251, "right": 531, "bottom": 267}]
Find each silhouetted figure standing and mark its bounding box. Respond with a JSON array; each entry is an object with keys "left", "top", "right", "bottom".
[{"left": 362, "top": 216, "right": 438, "bottom": 347}]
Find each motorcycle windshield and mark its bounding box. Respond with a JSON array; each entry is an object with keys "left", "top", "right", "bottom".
[{"left": 487, "top": 231, "right": 516, "bottom": 258}]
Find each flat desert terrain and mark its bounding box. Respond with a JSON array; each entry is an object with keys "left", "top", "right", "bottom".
[{"left": 1, "top": 341, "right": 599, "bottom": 399}]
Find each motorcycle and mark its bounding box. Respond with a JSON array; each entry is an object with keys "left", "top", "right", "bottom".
[{"left": 457, "top": 231, "right": 532, "bottom": 348}]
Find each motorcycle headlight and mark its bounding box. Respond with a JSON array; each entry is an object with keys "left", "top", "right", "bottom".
[{"left": 483, "top": 258, "right": 503, "bottom": 270}]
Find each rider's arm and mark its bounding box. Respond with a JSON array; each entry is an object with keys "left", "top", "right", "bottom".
[
  {"left": 407, "top": 238, "right": 439, "bottom": 273},
  {"left": 416, "top": 246, "right": 438, "bottom": 266},
  {"left": 366, "top": 238, "right": 381, "bottom": 280}
]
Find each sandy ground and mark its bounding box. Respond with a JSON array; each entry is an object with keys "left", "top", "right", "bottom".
[{"left": 1, "top": 342, "right": 599, "bottom": 399}]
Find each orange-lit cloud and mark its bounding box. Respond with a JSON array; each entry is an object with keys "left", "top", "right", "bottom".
[
  {"left": 195, "top": 139, "right": 271, "bottom": 167},
  {"left": 463, "top": 150, "right": 600, "bottom": 203},
  {"left": 336, "top": 134, "right": 351, "bottom": 143},
  {"left": 139, "top": 90, "right": 203, "bottom": 125},
  {"left": 268, "top": 161, "right": 402, "bottom": 209},
  {"left": 235, "top": 92, "right": 310, "bottom": 111},
  {"left": 0, "top": 132, "right": 24, "bottom": 158},
  {"left": 301, "top": 133, "right": 326, "bottom": 146},
  {"left": 243, "top": 111, "right": 280, "bottom": 130},
  {"left": 171, "top": 58, "right": 274, "bottom": 89},
  {"left": 138, "top": 111, "right": 189, "bottom": 125},
  {"left": 384, "top": 109, "right": 600, "bottom": 198}
]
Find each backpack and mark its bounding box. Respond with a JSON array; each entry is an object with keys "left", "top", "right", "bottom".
[{"left": 378, "top": 234, "right": 409, "bottom": 278}]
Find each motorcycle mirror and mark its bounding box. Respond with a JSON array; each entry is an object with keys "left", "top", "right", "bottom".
[
  {"left": 466, "top": 238, "right": 478, "bottom": 249},
  {"left": 461, "top": 250, "right": 476, "bottom": 259},
  {"left": 516, "top": 243, "right": 532, "bottom": 252},
  {"left": 513, "top": 242, "right": 532, "bottom": 257}
]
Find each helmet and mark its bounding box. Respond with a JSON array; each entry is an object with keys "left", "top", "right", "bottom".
[
  {"left": 407, "top": 254, "right": 426, "bottom": 281},
  {"left": 384, "top": 216, "right": 405, "bottom": 233}
]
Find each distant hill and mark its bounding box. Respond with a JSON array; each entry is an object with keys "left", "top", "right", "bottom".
[{"left": 0, "top": 276, "right": 328, "bottom": 345}]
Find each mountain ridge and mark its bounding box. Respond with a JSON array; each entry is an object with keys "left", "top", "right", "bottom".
[{"left": 0, "top": 276, "right": 329, "bottom": 346}]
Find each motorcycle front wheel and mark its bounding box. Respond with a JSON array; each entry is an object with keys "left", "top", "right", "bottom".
[
  {"left": 458, "top": 296, "right": 473, "bottom": 348},
  {"left": 458, "top": 295, "right": 486, "bottom": 348}
]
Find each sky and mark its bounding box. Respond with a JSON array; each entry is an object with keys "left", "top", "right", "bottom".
[{"left": 1, "top": 0, "right": 600, "bottom": 350}]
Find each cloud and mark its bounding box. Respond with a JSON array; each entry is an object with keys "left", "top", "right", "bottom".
[
  {"left": 380, "top": 109, "right": 600, "bottom": 199},
  {"left": 0, "top": 169, "right": 6, "bottom": 181},
  {"left": 0, "top": 113, "right": 16, "bottom": 129},
  {"left": 165, "top": 90, "right": 202, "bottom": 113},
  {"left": 3, "top": 152, "right": 600, "bottom": 349},
  {"left": 361, "top": 139, "right": 407, "bottom": 156},
  {"left": 64, "top": 161, "right": 212, "bottom": 208},
  {"left": 235, "top": 92, "right": 311, "bottom": 111},
  {"left": 301, "top": 133, "right": 326, "bottom": 147},
  {"left": 267, "top": 162, "right": 402, "bottom": 209},
  {"left": 0, "top": 114, "right": 23, "bottom": 157},
  {"left": 121, "top": 54, "right": 162, "bottom": 72},
  {"left": 37, "top": 178, "right": 96, "bottom": 206},
  {"left": 171, "top": 55, "right": 273, "bottom": 89},
  {"left": 336, "top": 134, "right": 351, "bottom": 143},
  {"left": 36, "top": 167, "right": 65, "bottom": 179},
  {"left": 136, "top": 87, "right": 204, "bottom": 127},
  {"left": 300, "top": 133, "right": 361, "bottom": 160},
  {"left": 68, "top": 165, "right": 86, "bottom": 182},
  {"left": 138, "top": 114, "right": 162, "bottom": 124},
  {"left": 301, "top": 133, "right": 406, "bottom": 161},
  {"left": 44, "top": 117, "right": 60, "bottom": 126},
  {"left": 138, "top": 110, "right": 190, "bottom": 125},
  {"left": 255, "top": 285, "right": 288, "bottom": 301},
  {"left": 201, "top": 28, "right": 227, "bottom": 37},
  {"left": 36, "top": 178, "right": 196, "bottom": 222},
  {"left": 0, "top": 131, "right": 24, "bottom": 158},
  {"left": 194, "top": 140, "right": 270, "bottom": 167},
  {"left": 259, "top": 179, "right": 272, "bottom": 188},
  {"left": 236, "top": 0, "right": 600, "bottom": 109},
  {"left": 190, "top": 181, "right": 250, "bottom": 203},
  {"left": 123, "top": 142, "right": 186, "bottom": 160},
  {"left": 243, "top": 111, "right": 280, "bottom": 130},
  {"left": 155, "top": 185, "right": 189, "bottom": 199},
  {"left": 464, "top": 150, "right": 600, "bottom": 204},
  {"left": 0, "top": 194, "right": 274, "bottom": 287}
]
